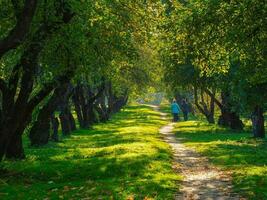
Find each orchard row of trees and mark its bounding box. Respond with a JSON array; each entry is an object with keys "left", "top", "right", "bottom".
[
  {"left": 0, "top": 0, "right": 265, "bottom": 162},
  {"left": 161, "top": 1, "right": 266, "bottom": 137},
  {"left": 0, "top": 0, "right": 161, "bottom": 161}
]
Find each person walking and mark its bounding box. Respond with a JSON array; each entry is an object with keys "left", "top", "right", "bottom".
[
  {"left": 181, "top": 99, "right": 189, "bottom": 121},
  {"left": 171, "top": 99, "right": 181, "bottom": 122}
]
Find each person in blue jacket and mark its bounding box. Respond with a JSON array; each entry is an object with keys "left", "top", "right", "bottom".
[{"left": 171, "top": 99, "right": 181, "bottom": 122}]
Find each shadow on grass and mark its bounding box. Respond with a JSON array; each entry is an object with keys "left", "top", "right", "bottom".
[
  {"left": 0, "top": 104, "right": 179, "bottom": 200},
  {"left": 174, "top": 120, "right": 267, "bottom": 199}
]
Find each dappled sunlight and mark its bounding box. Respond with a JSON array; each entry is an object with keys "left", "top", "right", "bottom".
[
  {"left": 0, "top": 105, "right": 180, "bottom": 199},
  {"left": 174, "top": 120, "right": 267, "bottom": 199}
]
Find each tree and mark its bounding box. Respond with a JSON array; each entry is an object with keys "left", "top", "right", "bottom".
[
  {"left": 0, "top": 0, "right": 164, "bottom": 160},
  {"left": 160, "top": 0, "right": 266, "bottom": 136},
  {"left": 0, "top": 0, "right": 38, "bottom": 58}
]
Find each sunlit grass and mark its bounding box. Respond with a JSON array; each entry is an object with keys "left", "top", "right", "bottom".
[
  {"left": 173, "top": 120, "right": 267, "bottom": 200},
  {"left": 0, "top": 105, "right": 181, "bottom": 200}
]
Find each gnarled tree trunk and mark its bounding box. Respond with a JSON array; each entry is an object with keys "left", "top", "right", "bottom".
[
  {"left": 217, "top": 91, "right": 244, "bottom": 130},
  {"left": 0, "top": 3, "right": 75, "bottom": 161},
  {"left": 0, "top": 0, "right": 38, "bottom": 58},
  {"left": 29, "top": 84, "right": 71, "bottom": 146},
  {"left": 194, "top": 86, "right": 215, "bottom": 124}
]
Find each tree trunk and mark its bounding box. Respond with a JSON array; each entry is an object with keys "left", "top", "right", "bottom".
[
  {"left": 29, "top": 84, "right": 70, "bottom": 146},
  {"left": 0, "top": 129, "right": 9, "bottom": 161},
  {"left": 218, "top": 111, "right": 229, "bottom": 127},
  {"left": 5, "top": 131, "right": 25, "bottom": 159},
  {"left": 72, "top": 86, "right": 84, "bottom": 128},
  {"left": 58, "top": 84, "right": 74, "bottom": 135},
  {"left": 0, "top": 0, "right": 38, "bottom": 58},
  {"left": 206, "top": 114, "right": 215, "bottom": 124},
  {"left": 112, "top": 95, "right": 128, "bottom": 113},
  {"left": 51, "top": 114, "right": 59, "bottom": 142},
  {"left": 0, "top": 6, "right": 75, "bottom": 162},
  {"left": 87, "top": 104, "right": 95, "bottom": 125},
  {"left": 68, "top": 111, "right": 76, "bottom": 131},
  {"left": 72, "top": 84, "right": 88, "bottom": 128},
  {"left": 59, "top": 103, "right": 72, "bottom": 136},
  {"left": 229, "top": 113, "right": 244, "bottom": 130},
  {"left": 82, "top": 104, "right": 90, "bottom": 128},
  {"left": 59, "top": 112, "right": 71, "bottom": 135},
  {"left": 3, "top": 105, "right": 33, "bottom": 160},
  {"left": 29, "top": 117, "right": 50, "bottom": 146},
  {"left": 218, "top": 111, "right": 244, "bottom": 130},
  {"left": 95, "top": 87, "right": 109, "bottom": 122},
  {"left": 217, "top": 91, "right": 244, "bottom": 130},
  {"left": 194, "top": 86, "right": 215, "bottom": 124},
  {"left": 251, "top": 105, "right": 265, "bottom": 138},
  {"left": 72, "top": 82, "right": 105, "bottom": 128}
]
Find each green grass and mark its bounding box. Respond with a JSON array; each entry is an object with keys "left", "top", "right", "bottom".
[
  {"left": 173, "top": 120, "right": 267, "bottom": 200},
  {"left": 0, "top": 105, "right": 181, "bottom": 200}
]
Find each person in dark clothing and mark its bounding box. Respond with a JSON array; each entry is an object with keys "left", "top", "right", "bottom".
[{"left": 181, "top": 99, "right": 189, "bottom": 121}]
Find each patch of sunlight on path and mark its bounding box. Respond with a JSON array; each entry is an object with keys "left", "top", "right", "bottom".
[{"left": 151, "top": 105, "right": 244, "bottom": 200}]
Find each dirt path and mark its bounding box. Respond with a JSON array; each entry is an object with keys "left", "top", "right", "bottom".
[{"left": 156, "top": 109, "right": 243, "bottom": 200}]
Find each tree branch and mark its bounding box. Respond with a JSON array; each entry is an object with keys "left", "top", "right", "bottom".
[
  {"left": 204, "top": 88, "right": 223, "bottom": 110},
  {"left": 194, "top": 85, "right": 207, "bottom": 116},
  {"left": 0, "top": 0, "right": 38, "bottom": 58},
  {"left": 88, "top": 83, "right": 105, "bottom": 104},
  {"left": 28, "top": 68, "right": 75, "bottom": 110}
]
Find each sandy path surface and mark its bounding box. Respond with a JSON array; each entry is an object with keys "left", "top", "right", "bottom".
[{"left": 155, "top": 107, "right": 243, "bottom": 200}]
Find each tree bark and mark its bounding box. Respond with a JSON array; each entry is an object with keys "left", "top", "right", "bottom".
[
  {"left": 194, "top": 86, "right": 215, "bottom": 124},
  {"left": 0, "top": 3, "right": 75, "bottom": 161},
  {"left": 59, "top": 112, "right": 72, "bottom": 135},
  {"left": 68, "top": 111, "right": 76, "bottom": 131},
  {"left": 58, "top": 85, "right": 73, "bottom": 135},
  {"left": 51, "top": 114, "right": 59, "bottom": 142},
  {"left": 72, "top": 84, "right": 84, "bottom": 127},
  {"left": 0, "top": 0, "right": 38, "bottom": 58},
  {"left": 29, "top": 84, "right": 70, "bottom": 146},
  {"left": 4, "top": 111, "right": 31, "bottom": 160},
  {"left": 251, "top": 105, "right": 265, "bottom": 138},
  {"left": 29, "top": 117, "right": 50, "bottom": 146},
  {"left": 217, "top": 91, "right": 244, "bottom": 130},
  {"left": 5, "top": 132, "right": 25, "bottom": 159}
]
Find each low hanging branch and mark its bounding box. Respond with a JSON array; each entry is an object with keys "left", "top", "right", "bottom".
[
  {"left": 194, "top": 85, "right": 215, "bottom": 123},
  {"left": 0, "top": 0, "right": 38, "bottom": 58},
  {"left": 203, "top": 88, "right": 223, "bottom": 110}
]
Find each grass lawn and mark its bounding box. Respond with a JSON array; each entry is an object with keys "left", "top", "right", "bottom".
[
  {"left": 173, "top": 120, "right": 267, "bottom": 200},
  {"left": 0, "top": 105, "right": 180, "bottom": 200}
]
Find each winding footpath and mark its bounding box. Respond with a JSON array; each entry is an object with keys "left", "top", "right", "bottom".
[{"left": 155, "top": 107, "right": 243, "bottom": 200}]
